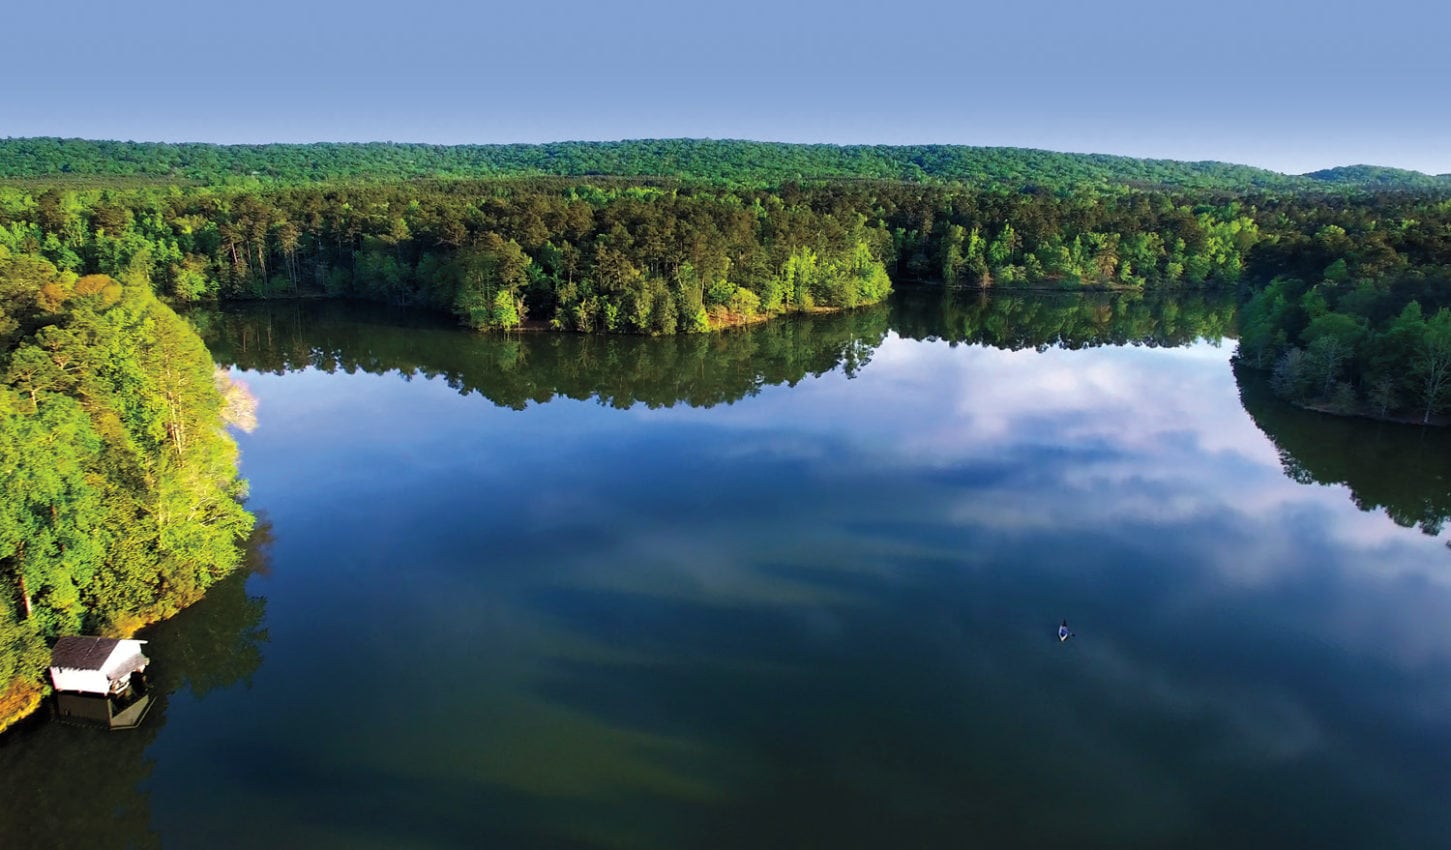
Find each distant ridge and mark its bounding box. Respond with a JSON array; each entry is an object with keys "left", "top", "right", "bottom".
[
  {"left": 0, "top": 137, "right": 1444, "bottom": 192},
  {"left": 1303, "top": 164, "right": 1451, "bottom": 190}
]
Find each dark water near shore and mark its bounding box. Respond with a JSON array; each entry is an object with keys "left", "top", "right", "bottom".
[{"left": 3, "top": 291, "right": 1450, "bottom": 849}]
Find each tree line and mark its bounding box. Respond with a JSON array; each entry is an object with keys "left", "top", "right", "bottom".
[
  {"left": 1, "top": 181, "right": 899, "bottom": 334},
  {"left": 0, "top": 179, "right": 1304, "bottom": 336},
  {"left": 13, "top": 137, "right": 1442, "bottom": 190}
]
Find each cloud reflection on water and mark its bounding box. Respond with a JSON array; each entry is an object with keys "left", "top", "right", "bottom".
[{"left": 140, "top": 329, "right": 1451, "bottom": 848}]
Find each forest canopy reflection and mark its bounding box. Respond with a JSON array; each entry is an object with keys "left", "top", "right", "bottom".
[
  {"left": 1237, "top": 363, "right": 1451, "bottom": 535},
  {"left": 893, "top": 288, "right": 1237, "bottom": 350},
  {"left": 194, "top": 290, "right": 1239, "bottom": 411}
]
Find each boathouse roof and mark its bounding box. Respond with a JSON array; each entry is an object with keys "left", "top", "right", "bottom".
[{"left": 51, "top": 636, "right": 123, "bottom": 671}]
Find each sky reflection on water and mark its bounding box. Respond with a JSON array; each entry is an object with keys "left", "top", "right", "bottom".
[{"left": 14, "top": 310, "right": 1448, "bottom": 849}]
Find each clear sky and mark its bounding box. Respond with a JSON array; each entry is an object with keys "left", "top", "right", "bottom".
[{"left": 5, "top": 0, "right": 1447, "bottom": 175}]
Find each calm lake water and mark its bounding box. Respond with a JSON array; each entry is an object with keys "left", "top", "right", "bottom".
[{"left": 3, "top": 291, "right": 1450, "bottom": 849}]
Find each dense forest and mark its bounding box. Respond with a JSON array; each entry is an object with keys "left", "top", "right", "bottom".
[
  {"left": 13, "top": 137, "right": 1450, "bottom": 191},
  {"left": 0, "top": 181, "right": 898, "bottom": 334},
  {"left": 1, "top": 165, "right": 1446, "bottom": 334},
  {"left": 0, "top": 175, "right": 1332, "bottom": 336},
  {"left": 3, "top": 138, "right": 1448, "bottom": 191},
  {"left": 1234, "top": 193, "right": 1451, "bottom": 423},
  {"left": 0, "top": 249, "right": 253, "bottom": 731}
]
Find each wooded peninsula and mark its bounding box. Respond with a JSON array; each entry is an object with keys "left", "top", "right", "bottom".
[{"left": 2, "top": 137, "right": 1449, "bottom": 731}]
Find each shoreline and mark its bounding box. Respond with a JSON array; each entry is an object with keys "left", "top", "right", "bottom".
[
  {"left": 0, "top": 681, "right": 45, "bottom": 735},
  {"left": 189, "top": 293, "right": 875, "bottom": 335},
  {"left": 901, "top": 279, "right": 1233, "bottom": 294},
  {"left": 0, "top": 562, "right": 248, "bottom": 738},
  {"left": 1232, "top": 359, "right": 1449, "bottom": 429},
  {"left": 1291, "top": 398, "right": 1449, "bottom": 428}
]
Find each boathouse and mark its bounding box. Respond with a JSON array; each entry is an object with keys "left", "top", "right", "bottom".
[{"left": 49, "top": 636, "right": 152, "bottom": 729}]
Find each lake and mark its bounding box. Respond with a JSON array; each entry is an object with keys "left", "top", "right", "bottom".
[{"left": 2, "top": 290, "right": 1449, "bottom": 849}]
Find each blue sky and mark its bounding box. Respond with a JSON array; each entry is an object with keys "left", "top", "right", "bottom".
[{"left": 5, "top": 0, "right": 1447, "bottom": 174}]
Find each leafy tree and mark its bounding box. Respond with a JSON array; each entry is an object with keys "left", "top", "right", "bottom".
[
  {"left": 1302, "top": 312, "right": 1366, "bottom": 398},
  {"left": 1414, "top": 309, "right": 1451, "bottom": 423}
]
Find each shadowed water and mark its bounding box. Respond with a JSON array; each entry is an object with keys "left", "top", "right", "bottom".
[{"left": 3, "top": 290, "right": 1449, "bottom": 849}]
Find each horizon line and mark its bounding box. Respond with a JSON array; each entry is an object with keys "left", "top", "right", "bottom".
[{"left": 5, "top": 135, "right": 1448, "bottom": 179}]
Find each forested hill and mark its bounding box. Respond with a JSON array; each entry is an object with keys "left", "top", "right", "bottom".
[
  {"left": 1303, "top": 165, "right": 1451, "bottom": 191},
  {"left": 6, "top": 137, "right": 1441, "bottom": 192}
]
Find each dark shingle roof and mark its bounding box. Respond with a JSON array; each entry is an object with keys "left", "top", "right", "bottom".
[{"left": 50, "top": 636, "right": 121, "bottom": 671}]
